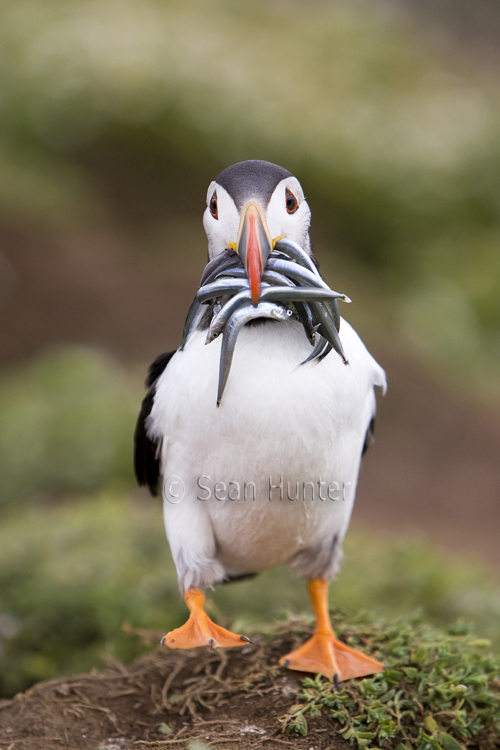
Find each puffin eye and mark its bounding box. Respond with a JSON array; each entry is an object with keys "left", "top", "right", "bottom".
[
  {"left": 285, "top": 188, "right": 299, "bottom": 214},
  {"left": 209, "top": 191, "right": 218, "bottom": 219}
]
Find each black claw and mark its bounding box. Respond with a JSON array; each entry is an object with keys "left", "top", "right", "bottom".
[
  {"left": 282, "top": 659, "right": 290, "bottom": 669},
  {"left": 240, "top": 635, "right": 254, "bottom": 644},
  {"left": 334, "top": 673, "right": 339, "bottom": 690},
  {"left": 161, "top": 636, "right": 167, "bottom": 647},
  {"left": 209, "top": 638, "right": 216, "bottom": 650}
]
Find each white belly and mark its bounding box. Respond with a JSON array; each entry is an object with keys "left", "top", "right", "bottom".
[{"left": 149, "top": 318, "right": 385, "bottom": 583}]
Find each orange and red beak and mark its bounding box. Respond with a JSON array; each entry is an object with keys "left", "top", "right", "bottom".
[{"left": 236, "top": 201, "right": 273, "bottom": 306}]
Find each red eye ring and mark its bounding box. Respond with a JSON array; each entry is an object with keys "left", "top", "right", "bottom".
[
  {"left": 285, "top": 188, "right": 299, "bottom": 214},
  {"left": 209, "top": 191, "right": 218, "bottom": 219}
]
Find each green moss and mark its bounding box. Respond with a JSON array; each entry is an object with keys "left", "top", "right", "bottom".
[{"left": 281, "top": 614, "right": 500, "bottom": 749}]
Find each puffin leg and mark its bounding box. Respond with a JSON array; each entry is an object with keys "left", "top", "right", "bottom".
[
  {"left": 161, "top": 588, "right": 247, "bottom": 650},
  {"left": 279, "top": 578, "right": 384, "bottom": 682}
]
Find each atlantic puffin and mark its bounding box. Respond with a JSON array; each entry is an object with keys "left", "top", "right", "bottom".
[{"left": 134, "top": 160, "right": 386, "bottom": 682}]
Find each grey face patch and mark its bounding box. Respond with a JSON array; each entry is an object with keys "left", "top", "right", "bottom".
[{"left": 215, "top": 160, "right": 292, "bottom": 211}]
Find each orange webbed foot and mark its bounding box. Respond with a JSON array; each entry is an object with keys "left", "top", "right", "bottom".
[
  {"left": 279, "top": 631, "right": 384, "bottom": 682},
  {"left": 161, "top": 588, "right": 250, "bottom": 651},
  {"left": 279, "top": 578, "right": 384, "bottom": 682}
]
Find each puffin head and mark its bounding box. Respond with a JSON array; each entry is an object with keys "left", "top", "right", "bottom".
[{"left": 203, "top": 160, "right": 312, "bottom": 305}]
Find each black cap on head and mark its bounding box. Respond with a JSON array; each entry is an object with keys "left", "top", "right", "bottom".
[{"left": 214, "top": 160, "right": 292, "bottom": 211}]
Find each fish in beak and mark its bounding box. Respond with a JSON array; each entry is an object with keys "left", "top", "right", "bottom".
[{"left": 236, "top": 201, "right": 273, "bottom": 306}]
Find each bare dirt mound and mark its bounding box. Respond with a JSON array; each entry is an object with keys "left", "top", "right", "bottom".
[{"left": 0, "top": 625, "right": 350, "bottom": 750}]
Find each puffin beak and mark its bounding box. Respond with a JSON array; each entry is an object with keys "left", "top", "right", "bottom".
[{"left": 236, "top": 201, "right": 272, "bottom": 306}]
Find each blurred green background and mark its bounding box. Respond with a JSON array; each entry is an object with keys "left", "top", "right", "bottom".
[{"left": 1, "top": 0, "right": 500, "bottom": 698}]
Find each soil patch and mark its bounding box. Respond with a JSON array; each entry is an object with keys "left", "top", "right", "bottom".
[{"left": 0, "top": 626, "right": 350, "bottom": 750}]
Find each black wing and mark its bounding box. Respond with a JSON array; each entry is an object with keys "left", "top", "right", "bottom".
[{"left": 134, "top": 350, "right": 177, "bottom": 496}]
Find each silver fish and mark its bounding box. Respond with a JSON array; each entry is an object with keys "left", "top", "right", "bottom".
[
  {"left": 267, "top": 258, "right": 340, "bottom": 294},
  {"left": 274, "top": 238, "right": 321, "bottom": 277},
  {"left": 218, "top": 267, "right": 298, "bottom": 289},
  {"left": 216, "top": 267, "right": 248, "bottom": 280},
  {"left": 206, "top": 284, "right": 272, "bottom": 343},
  {"left": 267, "top": 258, "right": 350, "bottom": 333},
  {"left": 217, "top": 302, "right": 289, "bottom": 405},
  {"left": 299, "top": 334, "right": 331, "bottom": 366},
  {"left": 294, "top": 301, "right": 317, "bottom": 343},
  {"left": 183, "top": 265, "right": 245, "bottom": 349},
  {"left": 200, "top": 249, "right": 243, "bottom": 286},
  {"left": 180, "top": 298, "right": 205, "bottom": 350},
  {"left": 260, "top": 285, "right": 343, "bottom": 349},
  {"left": 261, "top": 269, "right": 296, "bottom": 287},
  {"left": 260, "top": 287, "right": 345, "bottom": 303},
  {"left": 207, "top": 286, "right": 340, "bottom": 344},
  {"left": 197, "top": 278, "right": 249, "bottom": 304},
  {"left": 216, "top": 261, "right": 346, "bottom": 340},
  {"left": 310, "top": 300, "right": 348, "bottom": 364}
]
